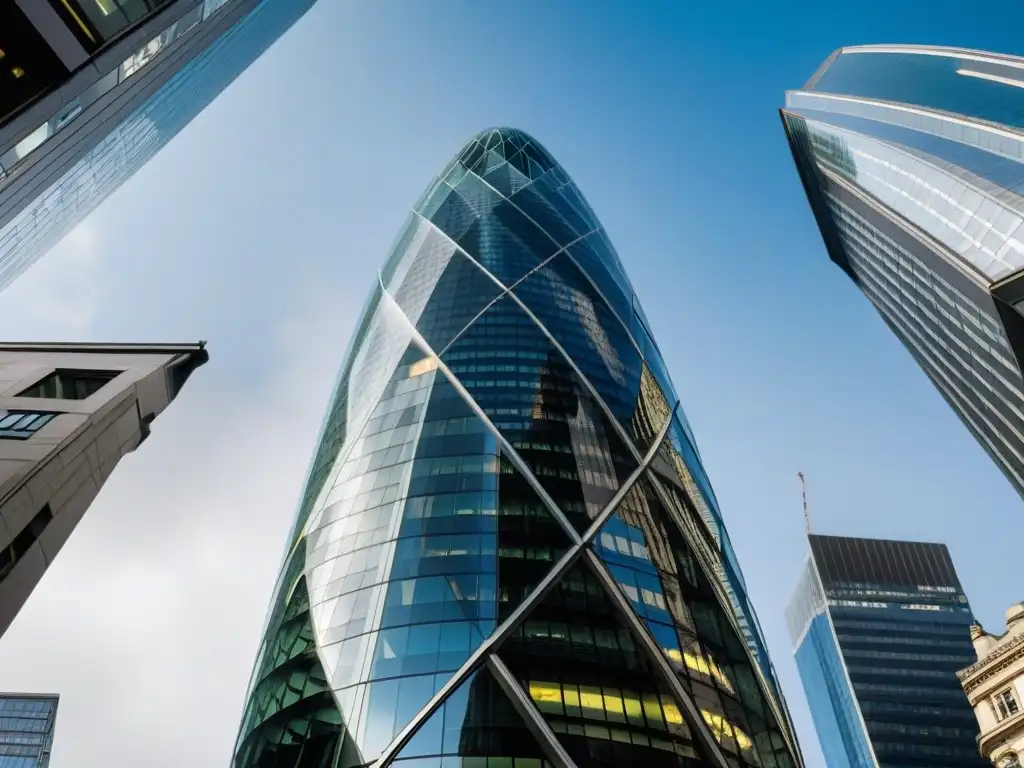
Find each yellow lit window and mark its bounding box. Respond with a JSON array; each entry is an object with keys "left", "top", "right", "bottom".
[
  {"left": 0, "top": 48, "right": 6, "bottom": 60},
  {"left": 11, "top": 66, "right": 24, "bottom": 78},
  {"left": 408, "top": 357, "right": 437, "bottom": 378}
]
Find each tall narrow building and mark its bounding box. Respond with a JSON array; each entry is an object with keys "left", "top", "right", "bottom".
[
  {"left": 786, "top": 534, "right": 984, "bottom": 768},
  {"left": 0, "top": 0, "right": 315, "bottom": 291},
  {"left": 0, "top": 342, "right": 207, "bottom": 638},
  {"left": 781, "top": 45, "right": 1024, "bottom": 500},
  {"left": 233, "top": 128, "right": 803, "bottom": 768}
]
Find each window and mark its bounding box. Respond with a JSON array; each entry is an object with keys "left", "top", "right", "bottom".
[
  {"left": 995, "top": 689, "right": 1020, "bottom": 720},
  {"left": 18, "top": 370, "right": 119, "bottom": 400},
  {"left": 1000, "top": 753, "right": 1021, "bottom": 768},
  {"left": 0, "top": 412, "right": 57, "bottom": 440},
  {"left": 0, "top": 505, "right": 53, "bottom": 583},
  {"left": 0, "top": 4, "right": 69, "bottom": 120}
]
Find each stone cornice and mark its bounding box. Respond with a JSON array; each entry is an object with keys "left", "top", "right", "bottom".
[{"left": 959, "top": 632, "right": 1024, "bottom": 692}]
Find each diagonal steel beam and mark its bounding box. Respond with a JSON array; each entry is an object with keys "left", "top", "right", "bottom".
[
  {"left": 370, "top": 403, "right": 676, "bottom": 767},
  {"left": 583, "top": 548, "right": 732, "bottom": 768},
  {"left": 487, "top": 654, "right": 578, "bottom": 768}
]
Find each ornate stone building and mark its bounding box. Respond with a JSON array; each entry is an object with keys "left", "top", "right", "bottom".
[{"left": 958, "top": 603, "right": 1024, "bottom": 767}]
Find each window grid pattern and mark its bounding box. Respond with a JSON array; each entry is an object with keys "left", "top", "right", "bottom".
[
  {"left": 0, "top": 696, "right": 57, "bottom": 768},
  {"left": 784, "top": 49, "right": 1024, "bottom": 512},
  {"left": 234, "top": 128, "right": 800, "bottom": 768},
  {"left": 0, "top": 0, "right": 314, "bottom": 294},
  {"left": 824, "top": 191, "right": 1024, "bottom": 492}
]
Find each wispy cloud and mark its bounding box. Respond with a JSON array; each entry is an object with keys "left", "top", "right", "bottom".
[{"left": 0, "top": 223, "right": 103, "bottom": 340}]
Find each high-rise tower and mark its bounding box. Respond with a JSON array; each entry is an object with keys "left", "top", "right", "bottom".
[
  {"left": 0, "top": 0, "right": 315, "bottom": 291},
  {"left": 787, "top": 534, "right": 984, "bottom": 768},
  {"left": 233, "top": 127, "right": 803, "bottom": 768},
  {"left": 782, "top": 45, "right": 1024, "bottom": 500}
]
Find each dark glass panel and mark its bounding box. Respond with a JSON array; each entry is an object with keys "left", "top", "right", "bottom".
[
  {"left": 483, "top": 161, "right": 532, "bottom": 199},
  {"left": 496, "top": 452, "right": 574, "bottom": 621},
  {"left": 501, "top": 562, "right": 713, "bottom": 767},
  {"left": 454, "top": 173, "right": 560, "bottom": 288},
  {"left": 565, "top": 231, "right": 637, "bottom": 337},
  {"left": 416, "top": 254, "right": 503, "bottom": 354},
  {"left": 594, "top": 475, "right": 794, "bottom": 768},
  {"left": 391, "top": 668, "right": 552, "bottom": 765},
  {"left": 387, "top": 223, "right": 504, "bottom": 352},
  {"left": 511, "top": 252, "right": 646, "bottom": 446},
  {"left": 0, "top": 4, "right": 69, "bottom": 122},
  {"left": 442, "top": 296, "right": 639, "bottom": 534}
]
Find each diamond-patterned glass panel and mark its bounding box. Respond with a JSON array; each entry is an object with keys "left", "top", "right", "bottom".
[
  {"left": 390, "top": 668, "right": 553, "bottom": 766},
  {"left": 442, "top": 296, "right": 639, "bottom": 534},
  {"left": 511, "top": 252, "right": 647, "bottom": 446},
  {"left": 500, "top": 562, "right": 716, "bottom": 767},
  {"left": 593, "top": 475, "right": 794, "bottom": 768},
  {"left": 235, "top": 127, "right": 800, "bottom": 768}
]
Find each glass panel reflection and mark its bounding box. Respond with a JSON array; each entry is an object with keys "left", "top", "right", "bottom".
[
  {"left": 593, "top": 474, "right": 794, "bottom": 768},
  {"left": 391, "top": 669, "right": 552, "bottom": 766},
  {"left": 442, "top": 296, "right": 639, "bottom": 534},
  {"left": 500, "top": 562, "right": 712, "bottom": 767}
]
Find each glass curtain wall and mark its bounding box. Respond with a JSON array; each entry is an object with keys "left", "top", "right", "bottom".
[{"left": 233, "top": 128, "right": 803, "bottom": 768}]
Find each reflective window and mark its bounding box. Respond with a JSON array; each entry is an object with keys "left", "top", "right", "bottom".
[{"left": 0, "top": 4, "right": 68, "bottom": 123}]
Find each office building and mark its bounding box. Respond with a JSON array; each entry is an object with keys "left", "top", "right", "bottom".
[
  {"left": 0, "top": 0, "right": 315, "bottom": 291},
  {"left": 0, "top": 342, "right": 206, "bottom": 638},
  {"left": 233, "top": 127, "right": 803, "bottom": 768},
  {"left": 786, "top": 533, "right": 984, "bottom": 767},
  {"left": 958, "top": 602, "right": 1024, "bottom": 767},
  {"left": 0, "top": 693, "right": 58, "bottom": 767},
  {"left": 781, "top": 45, "right": 1024, "bottom": 501}
]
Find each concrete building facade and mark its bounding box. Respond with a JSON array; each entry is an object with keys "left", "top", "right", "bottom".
[{"left": 0, "top": 341, "right": 207, "bottom": 638}]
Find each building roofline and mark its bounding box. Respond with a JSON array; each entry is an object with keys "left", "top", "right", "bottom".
[
  {"left": 803, "top": 44, "right": 1024, "bottom": 91},
  {"left": 0, "top": 341, "right": 207, "bottom": 355},
  {"left": 0, "top": 692, "right": 59, "bottom": 700},
  {"left": 839, "top": 43, "right": 1024, "bottom": 66}
]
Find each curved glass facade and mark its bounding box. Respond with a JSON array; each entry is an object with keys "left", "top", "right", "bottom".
[
  {"left": 782, "top": 45, "right": 1024, "bottom": 502},
  {"left": 233, "top": 127, "right": 802, "bottom": 768}
]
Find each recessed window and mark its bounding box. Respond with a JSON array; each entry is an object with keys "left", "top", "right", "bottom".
[
  {"left": 995, "top": 689, "right": 1020, "bottom": 720},
  {"left": 0, "top": 504, "right": 53, "bottom": 583},
  {"left": 0, "top": 411, "right": 57, "bottom": 440},
  {"left": 18, "top": 369, "right": 119, "bottom": 400}
]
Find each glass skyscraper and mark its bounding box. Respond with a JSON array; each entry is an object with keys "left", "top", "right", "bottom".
[
  {"left": 781, "top": 45, "right": 1024, "bottom": 500},
  {"left": 0, "top": 694, "right": 58, "bottom": 768},
  {"left": 786, "top": 534, "right": 983, "bottom": 768},
  {"left": 0, "top": 0, "right": 314, "bottom": 292},
  {"left": 232, "top": 127, "right": 802, "bottom": 768}
]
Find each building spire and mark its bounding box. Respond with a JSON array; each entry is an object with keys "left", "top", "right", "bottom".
[{"left": 798, "top": 471, "right": 811, "bottom": 535}]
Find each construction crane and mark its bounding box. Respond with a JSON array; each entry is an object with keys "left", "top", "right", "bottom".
[{"left": 797, "top": 471, "right": 811, "bottom": 535}]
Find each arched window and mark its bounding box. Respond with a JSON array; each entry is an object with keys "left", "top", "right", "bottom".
[{"left": 999, "top": 752, "right": 1020, "bottom": 768}]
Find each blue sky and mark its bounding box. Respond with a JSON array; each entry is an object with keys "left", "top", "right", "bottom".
[{"left": 2, "top": 1, "right": 1024, "bottom": 766}]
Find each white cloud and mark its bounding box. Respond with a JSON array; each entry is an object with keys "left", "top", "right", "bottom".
[
  {"left": 0, "top": 282, "right": 352, "bottom": 767},
  {"left": 0, "top": 224, "right": 103, "bottom": 340}
]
